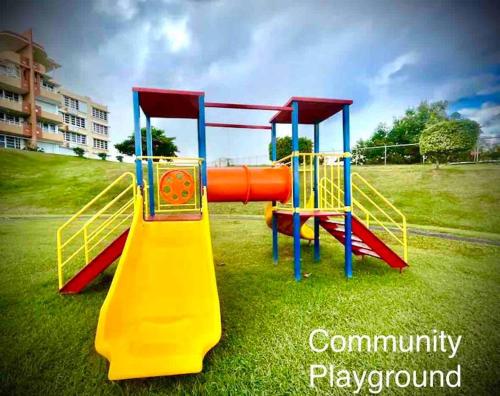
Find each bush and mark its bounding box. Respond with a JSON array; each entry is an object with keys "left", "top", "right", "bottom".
[
  {"left": 23, "top": 143, "right": 44, "bottom": 152},
  {"left": 116, "top": 155, "right": 124, "bottom": 163},
  {"left": 73, "top": 147, "right": 85, "bottom": 158},
  {"left": 420, "top": 120, "right": 480, "bottom": 168},
  {"left": 97, "top": 153, "right": 108, "bottom": 161}
]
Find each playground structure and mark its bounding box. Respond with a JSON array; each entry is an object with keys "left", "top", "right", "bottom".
[{"left": 56, "top": 88, "right": 408, "bottom": 380}]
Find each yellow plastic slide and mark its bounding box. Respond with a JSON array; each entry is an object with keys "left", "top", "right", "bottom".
[{"left": 95, "top": 192, "right": 221, "bottom": 380}]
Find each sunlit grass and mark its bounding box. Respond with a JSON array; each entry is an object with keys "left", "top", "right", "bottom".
[{"left": 0, "top": 218, "right": 498, "bottom": 394}]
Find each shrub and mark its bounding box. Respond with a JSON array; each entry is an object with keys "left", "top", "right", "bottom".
[
  {"left": 73, "top": 147, "right": 85, "bottom": 158},
  {"left": 420, "top": 120, "right": 480, "bottom": 168}
]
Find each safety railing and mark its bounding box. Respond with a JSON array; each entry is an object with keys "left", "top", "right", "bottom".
[
  {"left": 274, "top": 152, "right": 344, "bottom": 212},
  {"left": 138, "top": 156, "right": 202, "bottom": 215},
  {"left": 351, "top": 172, "right": 408, "bottom": 262},
  {"left": 319, "top": 174, "right": 407, "bottom": 262},
  {"left": 56, "top": 172, "right": 136, "bottom": 289}
]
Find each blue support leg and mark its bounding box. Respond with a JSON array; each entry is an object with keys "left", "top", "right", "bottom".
[
  {"left": 291, "top": 101, "right": 301, "bottom": 281},
  {"left": 342, "top": 105, "right": 353, "bottom": 278},
  {"left": 271, "top": 122, "right": 278, "bottom": 264},
  {"left": 132, "top": 90, "right": 143, "bottom": 188},
  {"left": 272, "top": 212, "right": 278, "bottom": 264},
  {"left": 146, "top": 116, "right": 155, "bottom": 216},
  {"left": 197, "top": 95, "right": 207, "bottom": 188},
  {"left": 313, "top": 122, "right": 320, "bottom": 261}
]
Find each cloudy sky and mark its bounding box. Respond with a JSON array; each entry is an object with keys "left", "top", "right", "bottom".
[{"left": 2, "top": 0, "right": 499, "bottom": 161}]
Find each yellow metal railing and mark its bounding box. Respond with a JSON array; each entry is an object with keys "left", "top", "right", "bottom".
[
  {"left": 272, "top": 151, "right": 407, "bottom": 262},
  {"left": 274, "top": 152, "right": 344, "bottom": 212},
  {"left": 319, "top": 174, "right": 407, "bottom": 262},
  {"left": 56, "top": 172, "right": 136, "bottom": 289},
  {"left": 138, "top": 156, "right": 202, "bottom": 214},
  {"left": 351, "top": 172, "right": 408, "bottom": 262}
]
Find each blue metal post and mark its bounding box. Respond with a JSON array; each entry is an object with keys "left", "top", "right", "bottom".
[
  {"left": 313, "top": 122, "right": 320, "bottom": 261},
  {"left": 292, "top": 101, "right": 301, "bottom": 281},
  {"left": 197, "top": 95, "right": 207, "bottom": 187},
  {"left": 146, "top": 116, "right": 155, "bottom": 216},
  {"left": 342, "top": 105, "right": 353, "bottom": 278},
  {"left": 133, "top": 90, "right": 143, "bottom": 187},
  {"left": 271, "top": 122, "right": 278, "bottom": 264}
]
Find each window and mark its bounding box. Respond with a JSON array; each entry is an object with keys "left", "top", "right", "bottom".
[
  {"left": 0, "top": 62, "right": 20, "bottom": 79},
  {"left": 93, "top": 138, "right": 108, "bottom": 150},
  {"left": 0, "top": 134, "right": 24, "bottom": 149},
  {"left": 38, "top": 121, "right": 58, "bottom": 133},
  {"left": 41, "top": 79, "right": 55, "bottom": 92},
  {"left": 64, "top": 95, "right": 80, "bottom": 111},
  {"left": 0, "top": 112, "right": 24, "bottom": 125},
  {"left": 93, "top": 122, "right": 108, "bottom": 135},
  {"left": 61, "top": 112, "right": 86, "bottom": 129},
  {"left": 92, "top": 107, "right": 108, "bottom": 121},
  {"left": 64, "top": 131, "right": 87, "bottom": 145},
  {"left": 36, "top": 99, "right": 58, "bottom": 114},
  {"left": 0, "top": 89, "right": 20, "bottom": 102}
]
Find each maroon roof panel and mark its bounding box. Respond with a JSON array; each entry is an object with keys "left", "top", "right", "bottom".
[
  {"left": 270, "top": 97, "right": 353, "bottom": 124},
  {"left": 133, "top": 87, "right": 204, "bottom": 119}
]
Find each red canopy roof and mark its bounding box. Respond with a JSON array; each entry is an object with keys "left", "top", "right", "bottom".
[
  {"left": 270, "top": 97, "right": 353, "bottom": 124},
  {"left": 133, "top": 88, "right": 353, "bottom": 125},
  {"left": 133, "top": 87, "right": 204, "bottom": 119}
]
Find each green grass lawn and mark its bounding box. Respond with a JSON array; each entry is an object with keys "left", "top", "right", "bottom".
[
  {"left": 0, "top": 149, "right": 499, "bottom": 394},
  {"left": 0, "top": 218, "right": 498, "bottom": 395},
  {"left": 1, "top": 149, "right": 499, "bottom": 234}
]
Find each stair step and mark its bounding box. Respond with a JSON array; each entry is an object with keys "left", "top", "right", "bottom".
[
  {"left": 357, "top": 248, "right": 381, "bottom": 258},
  {"left": 327, "top": 228, "right": 363, "bottom": 242}
]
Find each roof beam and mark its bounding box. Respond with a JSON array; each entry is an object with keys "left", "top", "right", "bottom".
[
  {"left": 205, "top": 102, "right": 292, "bottom": 112},
  {"left": 206, "top": 122, "right": 272, "bottom": 130}
]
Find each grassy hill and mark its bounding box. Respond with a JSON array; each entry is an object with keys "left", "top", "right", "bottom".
[{"left": 0, "top": 148, "right": 499, "bottom": 233}]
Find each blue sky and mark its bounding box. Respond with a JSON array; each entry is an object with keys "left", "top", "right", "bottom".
[{"left": 1, "top": 0, "right": 499, "bottom": 161}]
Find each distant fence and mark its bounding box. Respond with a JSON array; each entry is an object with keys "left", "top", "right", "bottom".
[{"left": 353, "top": 136, "right": 499, "bottom": 165}]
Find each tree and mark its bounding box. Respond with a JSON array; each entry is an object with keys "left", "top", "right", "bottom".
[
  {"left": 97, "top": 153, "right": 108, "bottom": 161},
  {"left": 115, "top": 127, "right": 178, "bottom": 158},
  {"left": 116, "top": 155, "right": 124, "bottom": 163},
  {"left": 73, "top": 147, "right": 85, "bottom": 158},
  {"left": 355, "top": 100, "right": 449, "bottom": 164},
  {"left": 268, "top": 136, "right": 313, "bottom": 162},
  {"left": 419, "top": 119, "right": 480, "bottom": 168}
]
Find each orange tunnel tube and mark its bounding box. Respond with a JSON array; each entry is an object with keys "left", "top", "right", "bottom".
[{"left": 207, "top": 166, "right": 291, "bottom": 204}]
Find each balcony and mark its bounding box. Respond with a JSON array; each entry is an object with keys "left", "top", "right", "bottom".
[
  {"left": 0, "top": 51, "right": 22, "bottom": 66},
  {"left": 65, "top": 123, "right": 87, "bottom": 134},
  {"left": 0, "top": 74, "right": 28, "bottom": 94},
  {"left": 37, "top": 129, "right": 63, "bottom": 143},
  {"left": 38, "top": 87, "right": 61, "bottom": 104},
  {"left": 36, "top": 105, "right": 63, "bottom": 124},
  {"left": 0, "top": 120, "right": 31, "bottom": 137},
  {"left": 0, "top": 97, "right": 23, "bottom": 113}
]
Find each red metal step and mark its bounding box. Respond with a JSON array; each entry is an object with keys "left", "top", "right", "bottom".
[
  {"left": 60, "top": 229, "right": 129, "bottom": 294},
  {"left": 320, "top": 216, "right": 408, "bottom": 270}
]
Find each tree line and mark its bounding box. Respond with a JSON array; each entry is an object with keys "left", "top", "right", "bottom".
[{"left": 354, "top": 101, "right": 482, "bottom": 167}]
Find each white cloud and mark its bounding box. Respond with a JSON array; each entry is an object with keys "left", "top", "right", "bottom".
[
  {"left": 158, "top": 16, "right": 191, "bottom": 53},
  {"left": 431, "top": 74, "right": 499, "bottom": 102},
  {"left": 93, "top": 0, "right": 144, "bottom": 21},
  {"left": 459, "top": 102, "right": 500, "bottom": 135},
  {"left": 366, "top": 51, "right": 419, "bottom": 94}
]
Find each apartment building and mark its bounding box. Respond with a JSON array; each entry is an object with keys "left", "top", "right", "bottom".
[
  {"left": 0, "top": 29, "right": 110, "bottom": 157},
  {"left": 58, "top": 88, "right": 110, "bottom": 156}
]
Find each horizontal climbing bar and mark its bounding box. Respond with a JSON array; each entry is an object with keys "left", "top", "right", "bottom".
[
  {"left": 206, "top": 122, "right": 272, "bottom": 130},
  {"left": 205, "top": 102, "right": 292, "bottom": 111}
]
